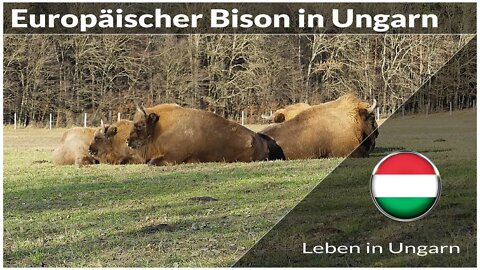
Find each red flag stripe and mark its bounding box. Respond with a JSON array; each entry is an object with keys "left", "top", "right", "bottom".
[{"left": 375, "top": 153, "right": 436, "bottom": 175}]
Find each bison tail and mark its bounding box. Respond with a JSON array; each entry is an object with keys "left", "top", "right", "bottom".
[{"left": 257, "top": 133, "right": 285, "bottom": 160}]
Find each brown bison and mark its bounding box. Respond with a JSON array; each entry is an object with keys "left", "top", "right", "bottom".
[
  {"left": 262, "top": 103, "right": 311, "bottom": 123},
  {"left": 88, "top": 120, "right": 144, "bottom": 165},
  {"left": 126, "top": 104, "right": 284, "bottom": 165},
  {"left": 53, "top": 127, "right": 98, "bottom": 165},
  {"left": 260, "top": 94, "right": 378, "bottom": 159}
]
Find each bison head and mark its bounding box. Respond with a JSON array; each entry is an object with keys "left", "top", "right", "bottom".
[
  {"left": 262, "top": 103, "right": 310, "bottom": 123},
  {"left": 88, "top": 120, "right": 118, "bottom": 158},
  {"left": 358, "top": 99, "right": 379, "bottom": 154},
  {"left": 262, "top": 110, "right": 286, "bottom": 123},
  {"left": 127, "top": 105, "right": 159, "bottom": 149}
]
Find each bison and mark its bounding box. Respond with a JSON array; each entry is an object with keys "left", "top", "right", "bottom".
[
  {"left": 88, "top": 120, "right": 144, "bottom": 164},
  {"left": 259, "top": 94, "right": 378, "bottom": 159},
  {"left": 53, "top": 127, "right": 98, "bottom": 165},
  {"left": 126, "top": 104, "right": 284, "bottom": 165},
  {"left": 261, "top": 103, "right": 311, "bottom": 123}
]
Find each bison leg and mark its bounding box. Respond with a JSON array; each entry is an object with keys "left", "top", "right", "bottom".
[
  {"left": 147, "top": 150, "right": 193, "bottom": 165},
  {"left": 120, "top": 158, "right": 131, "bottom": 165},
  {"left": 147, "top": 155, "right": 172, "bottom": 166},
  {"left": 75, "top": 156, "right": 97, "bottom": 166},
  {"left": 120, "top": 156, "right": 144, "bottom": 165}
]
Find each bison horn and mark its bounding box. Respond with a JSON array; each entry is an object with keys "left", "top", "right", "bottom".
[
  {"left": 136, "top": 104, "right": 147, "bottom": 117},
  {"left": 368, "top": 99, "right": 377, "bottom": 114},
  {"left": 261, "top": 113, "right": 274, "bottom": 121},
  {"left": 100, "top": 119, "right": 108, "bottom": 134}
]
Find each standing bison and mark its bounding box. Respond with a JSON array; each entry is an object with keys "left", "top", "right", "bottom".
[
  {"left": 53, "top": 127, "right": 98, "bottom": 165},
  {"left": 262, "top": 103, "right": 311, "bottom": 123},
  {"left": 88, "top": 120, "right": 144, "bottom": 165},
  {"left": 260, "top": 94, "right": 378, "bottom": 159},
  {"left": 126, "top": 104, "right": 283, "bottom": 165}
]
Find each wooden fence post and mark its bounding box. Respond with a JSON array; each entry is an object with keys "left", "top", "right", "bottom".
[
  {"left": 84, "top": 113, "right": 87, "bottom": 127},
  {"left": 49, "top": 113, "right": 52, "bottom": 130},
  {"left": 449, "top": 102, "right": 452, "bottom": 115},
  {"left": 13, "top": 112, "right": 16, "bottom": 130},
  {"left": 241, "top": 111, "right": 245, "bottom": 126},
  {"left": 117, "top": 112, "right": 121, "bottom": 122}
]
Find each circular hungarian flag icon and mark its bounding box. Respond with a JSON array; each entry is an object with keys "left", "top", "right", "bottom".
[{"left": 370, "top": 152, "right": 441, "bottom": 222}]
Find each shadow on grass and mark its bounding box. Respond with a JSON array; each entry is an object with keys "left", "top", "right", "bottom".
[
  {"left": 5, "top": 160, "right": 336, "bottom": 215},
  {"left": 4, "top": 167, "right": 269, "bottom": 214},
  {"left": 4, "top": 204, "right": 285, "bottom": 267},
  {"left": 371, "top": 146, "right": 407, "bottom": 154}
]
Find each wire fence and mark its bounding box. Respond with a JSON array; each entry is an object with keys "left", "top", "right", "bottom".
[
  {"left": 5, "top": 110, "right": 255, "bottom": 129},
  {"left": 4, "top": 101, "right": 476, "bottom": 130}
]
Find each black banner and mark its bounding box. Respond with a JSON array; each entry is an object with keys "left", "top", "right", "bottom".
[{"left": 4, "top": 2, "right": 477, "bottom": 34}]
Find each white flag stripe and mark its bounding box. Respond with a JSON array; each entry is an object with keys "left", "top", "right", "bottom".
[{"left": 372, "top": 175, "right": 439, "bottom": 197}]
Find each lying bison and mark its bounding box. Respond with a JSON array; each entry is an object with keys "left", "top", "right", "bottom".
[
  {"left": 126, "top": 104, "right": 283, "bottom": 165},
  {"left": 53, "top": 127, "right": 98, "bottom": 165},
  {"left": 260, "top": 94, "right": 378, "bottom": 159},
  {"left": 262, "top": 103, "right": 311, "bottom": 123},
  {"left": 88, "top": 120, "right": 144, "bottom": 164}
]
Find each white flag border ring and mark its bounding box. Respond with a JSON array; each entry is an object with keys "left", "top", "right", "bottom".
[{"left": 369, "top": 151, "right": 442, "bottom": 222}]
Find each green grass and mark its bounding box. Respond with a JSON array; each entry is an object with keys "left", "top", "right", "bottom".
[{"left": 3, "top": 127, "right": 339, "bottom": 267}]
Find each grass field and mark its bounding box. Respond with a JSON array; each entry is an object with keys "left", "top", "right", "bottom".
[{"left": 3, "top": 125, "right": 340, "bottom": 267}]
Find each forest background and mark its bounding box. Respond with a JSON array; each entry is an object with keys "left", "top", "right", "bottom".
[{"left": 3, "top": 34, "right": 475, "bottom": 127}]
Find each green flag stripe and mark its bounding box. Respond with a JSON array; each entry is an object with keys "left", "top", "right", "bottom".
[{"left": 375, "top": 197, "right": 436, "bottom": 219}]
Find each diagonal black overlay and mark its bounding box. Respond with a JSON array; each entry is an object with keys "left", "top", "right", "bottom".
[{"left": 234, "top": 37, "right": 476, "bottom": 267}]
